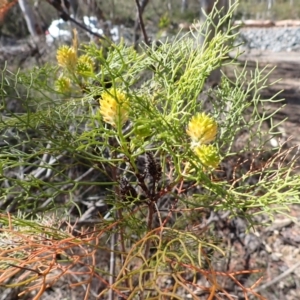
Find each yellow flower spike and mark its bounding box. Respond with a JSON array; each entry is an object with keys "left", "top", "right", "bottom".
[
  {"left": 187, "top": 113, "right": 217, "bottom": 146},
  {"left": 194, "top": 144, "right": 220, "bottom": 169},
  {"left": 55, "top": 75, "right": 71, "bottom": 93},
  {"left": 76, "top": 55, "right": 94, "bottom": 76},
  {"left": 99, "top": 89, "right": 129, "bottom": 127},
  {"left": 56, "top": 45, "right": 77, "bottom": 70}
]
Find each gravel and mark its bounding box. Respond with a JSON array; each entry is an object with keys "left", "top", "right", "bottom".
[{"left": 236, "top": 26, "right": 300, "bottom": 52}]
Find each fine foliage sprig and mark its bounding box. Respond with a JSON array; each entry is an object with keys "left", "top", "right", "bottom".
[{"left": 0, "top": 4, "right": 299, "bottom": 298}]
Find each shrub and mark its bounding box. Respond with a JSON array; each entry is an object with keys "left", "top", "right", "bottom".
[{"left": 0, "top": 4, "right": 299, "bottom": 299}]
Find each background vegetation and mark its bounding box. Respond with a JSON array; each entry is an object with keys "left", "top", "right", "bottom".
[{"left": 1, "top": 0, "right": 300, "bottom": 39}]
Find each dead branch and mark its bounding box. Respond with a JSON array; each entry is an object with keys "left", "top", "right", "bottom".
[
  {"left": 134, "top": 0, "right": 150, "bottom": 48},
  {"left": 45, "top": 0, "right": 108, "bottom": 42}
]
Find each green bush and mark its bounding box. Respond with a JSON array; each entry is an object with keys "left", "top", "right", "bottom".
[{"left": 0, "top": 4, "right": 299, "bottom": 299}]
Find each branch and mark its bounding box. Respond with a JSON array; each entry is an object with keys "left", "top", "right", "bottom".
[
  {"left": 134, "top": 0, "right": 150, "bottom": 47},
  {"left": 254, "top": 261, "right": 300, "bottom": 293},
  {"left": 45, "top": 0, "right": 109, "bottom": 42}
]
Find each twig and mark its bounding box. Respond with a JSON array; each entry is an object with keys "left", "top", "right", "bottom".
[
  {"left": 40, "top": 167, "right": 95, "bottom": 209},
  {"left": 45, "top": 0, "right": 109, "bottom": 42},
  {"left": 30, "top": 144, "right": 65, "bottom": 179},
  {"left": 7, "top": 264, "right": 42, "bottom": 275},
  {"left": 108, "top": 137, "right": 130, "bottom": 299},
  {"left": 191, "top": 210, "right": 231, "bottom": 233},
  {"left": 254, "top": 261, "right": 300, "bottom": 293},
  {"left": 108, "top": 230, "right": 116, "bottom": 300},
  {"left": 134, "top": 0, "right": 150, "bottom": 47}
]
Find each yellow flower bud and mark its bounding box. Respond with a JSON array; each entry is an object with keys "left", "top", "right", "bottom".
[
  {"left": 55, "top": 75, "right": 71, "bottom": 93},
  {"left": 193, "top": 144, "right": 220, "bottom": 169},
  {"left": 76, "top": 55, "right": 94, "bottom": 76},
  {"left": 56, "top": 45, "right": 77, "bottom": 70},
  {"left": 187, "top": 113, "right": 217, "bottom": 146},
  {"left": 99, "top": 89, "right": 129, "bottom": 127}
]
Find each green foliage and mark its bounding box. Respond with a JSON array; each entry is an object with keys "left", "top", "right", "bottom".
[
  {"left": 0, "top": 4, "right": 300, "bottom": 298},
  {"left": 158, "top": 13, "right": 171, "bottom": 29}
]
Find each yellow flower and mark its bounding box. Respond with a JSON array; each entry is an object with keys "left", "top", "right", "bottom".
[
  {"left": 76, "top": 55, "right": 94, "bottom": 76},
  {"left": 186, "top": 113, "right": 217, "bottom": 146},
  {"left": 194, "top": 144, "right": 220, "bottom": 169},
  {"left": 55, "top": 75, "right": 71, "bottom": 93},
  {"left": 99, "top": 89, "right": 129, "bottom": 127},
  {"left": 56, "top": 45, "right": 77, "bottom": 70}
]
